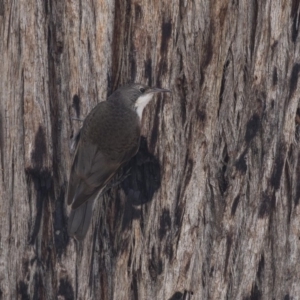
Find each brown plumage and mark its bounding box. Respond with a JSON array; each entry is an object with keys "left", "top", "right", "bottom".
[{"left": 67, "top": 83, "right": 171, "bottom": 240}]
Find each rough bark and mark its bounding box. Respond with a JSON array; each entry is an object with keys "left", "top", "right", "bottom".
[{"left": 1, "top": 0, "right": 300, "bottom": 299}]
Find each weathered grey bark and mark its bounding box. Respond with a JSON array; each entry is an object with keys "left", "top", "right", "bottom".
[{"left": 1, "top": 0, "right": 300, "bottom": 299}]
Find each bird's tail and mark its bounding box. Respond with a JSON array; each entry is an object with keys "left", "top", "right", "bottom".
[{"left": 68, "top": 197, "right": 95, "bottom": 240}]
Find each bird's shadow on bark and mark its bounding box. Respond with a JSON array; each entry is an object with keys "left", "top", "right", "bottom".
[
  {"left": 120, "top": 136, "right": 161, "bottom": 205},
  {"left": 105, "top": 136, "right": 161, "bottom": 231}
]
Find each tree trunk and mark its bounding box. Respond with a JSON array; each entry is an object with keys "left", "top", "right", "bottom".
[{"left": 1, "top": 0, "right": 300, "bottom": 299}]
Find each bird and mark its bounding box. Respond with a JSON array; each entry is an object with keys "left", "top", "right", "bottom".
[{"left": 67, "top": 83, "right": 171, "bottom": 240}]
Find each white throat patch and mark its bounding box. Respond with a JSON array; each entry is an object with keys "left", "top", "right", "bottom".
[{"left": 134, "top": 93, "right": 154, "bottom": 119}]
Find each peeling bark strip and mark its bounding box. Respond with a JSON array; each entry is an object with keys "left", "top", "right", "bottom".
[
  {"left": 289, "top": 63, "right": 300, "bottom": 99},
  {"left": 1, "top": 0, "right": 300, "bottom": 299}
]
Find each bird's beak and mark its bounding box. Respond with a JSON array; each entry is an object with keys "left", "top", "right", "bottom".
[{"left": 148, "top": 87, "right": 172, "bottom": 94}]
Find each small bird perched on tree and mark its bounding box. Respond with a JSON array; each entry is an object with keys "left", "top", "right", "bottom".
[{"left": 67, "top": 83, "right": 171, "bottom": 240}]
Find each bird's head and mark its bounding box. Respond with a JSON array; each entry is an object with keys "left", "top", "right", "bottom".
[{"left": 110, "top": 83, "right": 171, "bottom": 118}]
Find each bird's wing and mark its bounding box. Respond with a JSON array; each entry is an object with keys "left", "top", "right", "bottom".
[
  {"left": 67, "top": 196, "right": 95, "bottom": 240},
  {"left": 67, "top": 138, "right": 120, "bottom": 210},
  {"left": 66, "top": 136, "right": 138, "bottom": 240}
]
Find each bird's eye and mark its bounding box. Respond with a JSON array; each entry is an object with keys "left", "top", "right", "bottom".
[{"left": 139, "top": 87, "right": 145, "bottom": 93}]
